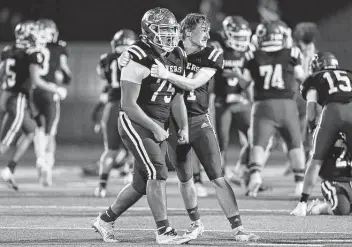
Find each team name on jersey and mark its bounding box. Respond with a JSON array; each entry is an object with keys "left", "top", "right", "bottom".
[
  {"left": 186, "top": 62, "right": 200, "bottom": 72},
  {"left": 224, "top": 58, "right": 244, "bottom": 68},
  {"left": 165, "top": 65, "right": 182, "bottom": 73}
]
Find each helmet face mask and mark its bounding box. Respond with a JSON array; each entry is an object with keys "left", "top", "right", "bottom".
[
  {"left": 150, "top": 24, "right": 180, "bottom": 52},
  {"left": 141, "top": 7, "right": 180, "bottom": 53},
  {"left": 15, "top": 21, "right": 40, "bottom": 48}
]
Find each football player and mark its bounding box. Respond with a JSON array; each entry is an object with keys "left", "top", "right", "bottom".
[
  {"left": 92, "top": 7, "right": 191, "bottom": 244},
  {"left": 93, "top": 29, "right": 136, "bottom": 197},
  {"left": 32, "top": 19, "right": 72, "bottom": 186},
  {"left": 150, "top": 13, "right": 259, "bottom": 242},
  {"left": 238, "top": 21, "right": 306, "bottom": 197},
  {"left": 297, "top": 133, "right": 352, "bottom": 216},
  {"left": 0, "top": 21, "right": 67, "bottom": 190},
  {"left": 291, "top": 52, "right": 352, "bottom": 216},
  {"left": 209, "top": 16, "right": 255, "bottom": 184}
]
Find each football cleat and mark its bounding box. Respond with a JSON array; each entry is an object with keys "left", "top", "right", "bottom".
[
  {"left": 246, "top": 172, "right": 262, "bottom": 197},
  {"left": 156, "top": 227, "right": 191, "bottom": 245},
  {"left": 94, "top": 186, "right": 107, "bottom": 198},
  {"left": 1, "top": 167, "right": 19, "bottom": 191},
  {"left": 183, "top": 220, "right": 204, "bottom": 240},
  {"left": 92, "top": 214, "right": 118, "bottom": 243},
  {"left": 195, "top": 182, "right": 208, "bottom": 197},
  {"left": 233, "top": 226, "right": 260, "bottom": 242}
]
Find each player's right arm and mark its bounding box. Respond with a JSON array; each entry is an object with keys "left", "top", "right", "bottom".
[
  {"left": 120, "top": 60, "right": 168, "bottom": 141},
  {"left": 300, "top": 75, "right": 319, "bottom": 131}
]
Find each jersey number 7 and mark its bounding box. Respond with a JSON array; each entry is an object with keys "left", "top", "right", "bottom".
[
  {"left": 150, "top": 79, "right": 174, "bottom": 103},
  {"left": 259, "top": 64, "right": 284, "bottom": 90}
]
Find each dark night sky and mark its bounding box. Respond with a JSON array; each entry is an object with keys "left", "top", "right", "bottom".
[{"left": 0, "top": 0, "right": 351, "bottom": 41}]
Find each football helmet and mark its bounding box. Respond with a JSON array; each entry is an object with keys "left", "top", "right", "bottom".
[
  {"left": 14, "top": 20, "right": 39, "bottom": 48},
  {"left": 110, "top": 29, "right": 136, "bottom": 53},
  {"left": 141, "top": 7, "right": 180, "bottom": 52},
  {"left": 256, "top": 20, "right": 288, "bottom": 52},
  {"left": 222, "top": 16, "right": 252, "bottom": 52},
  {"left": 309, "top": 51, "right": 339, "bottom": 74},
  {"left": 37, "top": 19, "right": 59, "bottom": 43}
]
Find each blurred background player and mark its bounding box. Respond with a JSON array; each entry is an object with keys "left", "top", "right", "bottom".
[
  {"left": 240, "top": 21, "right": 306, "bottom": 197},
  {"left": 210, "top": 16, "right": 267, "bottom": 188},
  {"left": 292, "top": 52, "right": 352, "bottom": 216},
  {"left": 94, "top": 29, "right": 136, "bottom": 198},
  {"left": 0, "top": 20, "right": 67, "bottom": 190},
  {"left": 32, "top": 19, "right": 72, "bottom": 186}
]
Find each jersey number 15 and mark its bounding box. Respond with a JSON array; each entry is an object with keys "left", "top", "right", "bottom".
[{"left": 323, "top": 71, "right": 352, "bottom": 94}]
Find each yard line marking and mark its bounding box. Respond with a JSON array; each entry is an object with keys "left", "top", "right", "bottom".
[
  {"left": 0, "top": 205, "right": 290, "bottom": 213},
  {"left": 247, "top": 244, "right": 323, "bottom": 247},
  {"left": 0, "top": 226, "right": 351, "bottom": 235}
]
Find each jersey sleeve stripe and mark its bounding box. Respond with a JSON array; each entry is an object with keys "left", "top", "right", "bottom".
[
  {"left": 212, "top": 51, "right": 222, "bottom": 62},
  {"left": 128, "top": 48, "right": 142, "bottom": 60},
  {"left": 208, "top": 49, "right": 217, "bottom": 60},
  {"left": 130, "top": 45, "right": 147, "bottom": 58}
]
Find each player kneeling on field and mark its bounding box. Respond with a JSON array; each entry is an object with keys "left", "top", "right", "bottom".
[{"left": 294, "top": 133, "right": 352, "bottom": 216}]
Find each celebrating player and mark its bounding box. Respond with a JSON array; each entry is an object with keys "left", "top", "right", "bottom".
[
  {"left": 209, "top": 15, "right": 255, "bottom": 184},
  {"left": 92, "top": 7, "right": 191, "bottom": 244},
  {"left": 291, "top": 52, "right": 352, "bottom": 216},
  {"left": 33, "top": 19, "right": 72, "bottom": 186},
  {"left": 150, "top": 13, "right": 259, "bottom": 242},
  {"left": 0, "top": 21, "right": 67, "bottom": 190},
  {"left": 238, "top": 21, "right": 306, "bottom": 197}
]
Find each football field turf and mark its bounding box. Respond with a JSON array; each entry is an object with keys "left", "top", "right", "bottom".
[{"left": 0, "top": 145, "right": 351, "bottom": 247}]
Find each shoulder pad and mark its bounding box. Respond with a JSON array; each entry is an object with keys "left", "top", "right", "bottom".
[
  {"left": 208, "top": 41, "right": 223, "bottom": 53},
  {"left": 58, "top": 40, "right": 67, "bottom": 47},
  {"left": 204, "top": 47, "right": 224, "bottom": 69},
  {"left": 290, "top": 46, "right": 302, "bottom": 60},
  {"left": 127, "top": 41, "right": 149, "bottom": 61}
]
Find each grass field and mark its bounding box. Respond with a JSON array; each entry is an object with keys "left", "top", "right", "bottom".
[{"left": 0, "top": 145, "right": 351, "bottom": 247}]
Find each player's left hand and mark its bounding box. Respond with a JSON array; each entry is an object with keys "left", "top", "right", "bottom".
[
  {"left": 151, "top": 59, "right": 170, "bottom": 80},
  {"left": 177, "top": 129, "right": 189, "bottom": 145},
  {"left": 118, "top": 51, "right": 131, "bottom": 68},
  {"left": 290, "top": 202, "right": 307, "bottom": 216}
]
